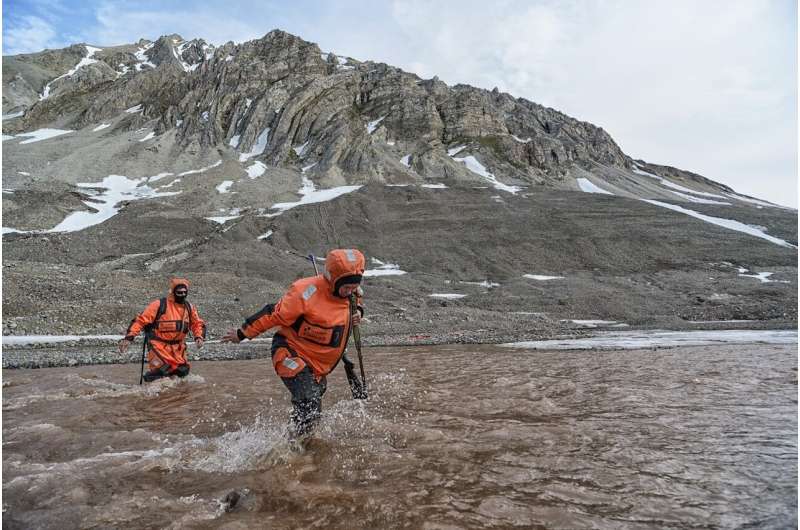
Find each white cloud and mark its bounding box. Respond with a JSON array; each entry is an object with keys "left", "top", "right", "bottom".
[
  {"left": 381, "top": 0, "right": 797, "bottom": 207},
  {"left": 3, "top": 15, "right": 60, "bottom": 54},
  {"left": 89, "top": 2, "right": 266, "bottom": 46}
]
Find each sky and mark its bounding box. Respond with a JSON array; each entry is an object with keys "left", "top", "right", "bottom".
[{"left": 3, "top": 0, "right": 798, "bottom": 207}]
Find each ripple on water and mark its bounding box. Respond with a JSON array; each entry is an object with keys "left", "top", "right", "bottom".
[
  {"left": 2, "top": 372, "right": 207, "bottom": 411},
  {"left": 1, "top": 344, "right": 797, "bottom": 528}
]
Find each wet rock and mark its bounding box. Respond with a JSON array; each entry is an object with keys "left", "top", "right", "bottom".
[{"left": 221, "top": 490, "right": 240, "bottom": 512}]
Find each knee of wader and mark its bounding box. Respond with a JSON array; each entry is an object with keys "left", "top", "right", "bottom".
[
  {"left": 174, "top": 364, "right": 190, "bottom": 378},
  {"left": 143, "top": 364, "right": 171, "bottom": 382}
]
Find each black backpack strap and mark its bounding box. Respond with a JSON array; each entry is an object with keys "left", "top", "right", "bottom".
[
  {"left": 144, "top": 298, "right": 167, "bottom": 343},
  {"left": 144, "top": 298, "right": 167, "bottom": 335},
  {"left": 156, "top": 297, "right": 167, "bottom": 321}
]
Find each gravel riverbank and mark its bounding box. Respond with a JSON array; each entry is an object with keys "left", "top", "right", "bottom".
[{"left": 3, "top": 320, "right": 795, "bottom": 369}]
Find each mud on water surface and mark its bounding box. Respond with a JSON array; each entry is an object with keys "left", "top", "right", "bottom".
[{"left": 3, "top": 343, "right": 797, "bottom": 529}]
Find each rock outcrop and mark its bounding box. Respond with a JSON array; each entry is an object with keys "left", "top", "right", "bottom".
[{"left": 3, "top": 30, "right": 632, "bottom": 189}]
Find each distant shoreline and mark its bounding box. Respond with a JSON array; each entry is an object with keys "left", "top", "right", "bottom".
[{"left": 2, "top": 324, "right": 796, "bottom": 369}]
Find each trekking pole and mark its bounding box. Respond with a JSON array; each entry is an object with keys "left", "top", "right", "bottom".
[
  {"left": 139, "top": 338, "right": 147, "bottom": 385},
  {"left": 308, "top": 254, "right": 319, "bottom": 275},
  {"left": 349, "top": 293, "right": 367, "bottom": 392}
]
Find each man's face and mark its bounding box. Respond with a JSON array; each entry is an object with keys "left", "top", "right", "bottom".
[
  {"left": 174, "top": 286, "right": 188, "bottom": 303},
  {"left": 337, "top": 284, "right": 359, "bottom": 298}
]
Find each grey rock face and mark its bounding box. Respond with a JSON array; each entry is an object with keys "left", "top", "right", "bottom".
[{"left": 2, "top": 29, "right": 630, "bottom": 189}]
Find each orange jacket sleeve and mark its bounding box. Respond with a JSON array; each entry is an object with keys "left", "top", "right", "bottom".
[
  {"left": 189, "top": 304, "right": 206, "bottom": 339},
  {"left": 239, "top": 282, "right": 305, "bottom": 339},
  {"left": 124, "top": 300, "right": 160, "bottom": 340}
]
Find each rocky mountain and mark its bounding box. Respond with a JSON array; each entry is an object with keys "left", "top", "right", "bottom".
[{"left": 2, "top": 30, "right": 796, "bottom": 340}]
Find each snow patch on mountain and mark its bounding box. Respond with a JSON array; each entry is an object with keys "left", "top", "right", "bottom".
[
  {"left": 461, "top": 280, "right": 501, "bottom": 288},
  {"left": 737, "top": 267, "right": 789, "bottom": 283},
  {"left": 577, "top": 178, "right": 613, "bottom": 195},
  {"left": 177, "top": 160, "right": 222, "bottom": 177},
  {"left": 216, "top": 181, "right": 234, "bottom": 194},
  {"left": 366, "top": 116, "right": 385, "bottom": 134},
  {"left": 447, "top": 145, "right": 466, "bottom": 156},
  {"left": 11, "top": 129, "right": 74, "bottom": 144},
  {"left": 293, "top": 141, "right": 309, "bottom": 157},
  {"left": 632, "top": 165, "right": 728, "bottom": 200},
  {"left": 33, "top": 175, "right": 180, "bottom": 233},
  {"left": 524, "top": 274, "right": 564, "bottom": 280},
  {"left": 40, "top": 45, "right": 102, "bottom": 99},
  {"left": 266, "top": 176, "right": 361, "bottom": 216},
  {"left": 238, "top": 128, "right": 270, "bottom": 162},
  {"left": 643, "top": 200, "right": 795, "bottom": 248},
  {"left": 205, "top": 209, "right": 241, "bottom": 224},
  {"left": 134, "top": 43, "right": 156, "bottom": 71},
  {"left": 452, "top": 155, "right": 521, "bottom": 194},
  {"left": 364, "top": 258, "right": 407, "bottom": 277},
  {"left": 245, "top": 161, "right": 266, "bottom": 179}
]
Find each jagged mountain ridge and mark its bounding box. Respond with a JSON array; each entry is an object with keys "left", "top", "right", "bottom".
[{"left": 4, "top": 29, "right": 741, "bottom": 198}]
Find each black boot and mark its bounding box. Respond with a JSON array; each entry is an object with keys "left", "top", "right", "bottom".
[{"left": 343, "top": 356, "right": 368, "bottom": 399}]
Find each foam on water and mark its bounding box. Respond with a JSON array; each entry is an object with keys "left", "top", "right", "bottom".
[
  {"left": 2, "top": 373, "right": 206, "bottom": 410},
  {"left": 180, "top": 372, "right": 410, "bottom": 474},
  {"left": 187, "top": 414, "right": 289, "bottom": 473}
]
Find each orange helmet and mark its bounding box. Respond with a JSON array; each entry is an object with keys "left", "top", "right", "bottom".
[
  {"left": 323, "top": 249, "right": 365, "bottom": 294},
  {"left": 170, "top": 277, "right": 190, "bottom": 291}
]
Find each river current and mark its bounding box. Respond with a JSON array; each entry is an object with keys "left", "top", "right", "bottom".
[{"left": 3, "top": 342, "right": 797, "bottom": 528}]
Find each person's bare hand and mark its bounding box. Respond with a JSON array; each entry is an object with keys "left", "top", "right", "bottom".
[
  {"left": 195, "top": 337, "right": 205, "bottom": 349},
  {"left": 352, "top": 312, "right": 362, "bottom": 326},
  {"left": 118, "top": 339, "right": 130, "bottom": 353},
  {"left": 221, "top": 328, "right": 241, "bottom": 344}
]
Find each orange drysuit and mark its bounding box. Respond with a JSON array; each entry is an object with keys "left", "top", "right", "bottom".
[
  {"left": 125, "top": 278, "right": 206, "bottom": 373},
  {"left": 237, "top": 249, "right": 366, "bottom": 380}
]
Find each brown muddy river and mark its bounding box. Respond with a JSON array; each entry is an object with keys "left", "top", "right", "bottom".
[{"left": 3, "top": 343, "right": 797, "bottom": 529}]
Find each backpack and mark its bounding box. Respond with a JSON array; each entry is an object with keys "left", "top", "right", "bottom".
[{"left": 144, "top": 298, "right": 193, "bottom": 336}]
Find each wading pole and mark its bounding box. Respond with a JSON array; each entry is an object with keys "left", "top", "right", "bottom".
[
  {"left": 139, "top": 338, "right": 147, "bottom": 385},
  {"left": 349, "top": 293, "right": 367, "bottom": 392}
]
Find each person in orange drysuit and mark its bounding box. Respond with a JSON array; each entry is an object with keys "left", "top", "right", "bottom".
[
  {"left": 222, "top": 248, "right": 366, "bottom": 439},
  {"left": 119, "top": 278, "right": 206, "bottom": 382}
]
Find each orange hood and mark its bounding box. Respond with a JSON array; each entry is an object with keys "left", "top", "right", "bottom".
[{"left": 323, "top": 249, "right": 365, "bottom": 292}]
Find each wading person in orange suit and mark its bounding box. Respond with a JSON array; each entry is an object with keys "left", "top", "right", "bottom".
[
  {"left": 222, "top": 248, "right": 366, "bottom": 440},
  {"left": 119, "top": 278, "right": 206, "bottom": 382}
]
